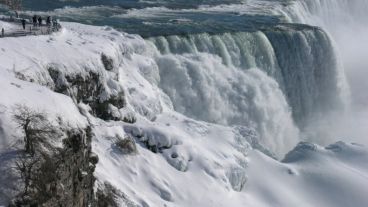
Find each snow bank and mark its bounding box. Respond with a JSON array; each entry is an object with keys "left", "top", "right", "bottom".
[
  {"left": 0, "top": 20, "right": 17, "bottom": 31},
  {"left": 246, "top": 142, "right": 368, "bottom": 207}
]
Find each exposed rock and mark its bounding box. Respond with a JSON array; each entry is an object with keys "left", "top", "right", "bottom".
[
  {"left": 282, "top": 142, "right": 318, "bottom": 163},
  {"left": 115, "top": 136, "right": 137, "bottom": 155},
  {"left": 89, "top": 152, "right": 99, "bottom": 165},
  {"left": 47, "top": 65, "right": 126, "bottom": 121},
  {"left": 45, "top": 127, "right": 96, "bottom": 207},
  {"left": 101, "top": 53, "right": 114, "bottom": 71},
  {"left": 124, "top": 125, "right": 175, "bottom": 154},
  {"left": 96, "top": 182, "right": 138, "bottom": 207},
  {"left": 166, "top": 154, "right": 188, "bottom": 172},
  {"left": 95, "top": 92, "right": 126, "bottom": 121},
  {"left": 47, "top": 66, "right": 102, "bottom": 105},
  {"left": 122, "top": 113, "right": 137, "bottom": 124},
  {"left": 171, "top": 152, "right": 178, "bottom": 159},
  {"left": 11, "top": 127, "right": 97, "bottom": 207}
]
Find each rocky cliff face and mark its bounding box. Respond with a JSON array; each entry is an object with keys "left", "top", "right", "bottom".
[
  {"left": 2, "top": 53, "right": 128, "bottom": 206},
  {"left": 34, "top": 54, "right": 128, "bottom": 206},
  {"left": 9, "top": 127, "right": 97, "bottom": 207},
  {"left": 47, "top": 58, "right": 127, "bottom": 122},
  {"left": 44, "top": 127, "right": 96, "bottom": 207}
]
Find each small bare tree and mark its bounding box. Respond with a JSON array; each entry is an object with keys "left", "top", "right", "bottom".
[
  {"left": 0, "top": 0, "right": 22, "bottom": 10},
  {"left": 12, "top": 105, "right": 55, "bottom": 156},
  {"left": 14, "top": 153, "right": 57, "bottom": 205},
  {"left": 15, "top": 155, "right": 40, "bottom": 196}
]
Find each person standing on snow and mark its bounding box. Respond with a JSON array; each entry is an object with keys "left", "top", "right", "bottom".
[
  {"left": 32, "top": 15, "right": 37, "bottom": 27},
  {"left": 46, "top": 16, "right": 51, "bottom": 27},
  {"left": 38, "top": 16, "right": 42, "bottom": 26},
  {"left": 21, "top": 19, "right": 26, "bottom": 30}
]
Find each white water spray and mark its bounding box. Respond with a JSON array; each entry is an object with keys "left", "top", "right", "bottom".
[{"left": 282, "top": 0, "right": 368, "bottom": 145}]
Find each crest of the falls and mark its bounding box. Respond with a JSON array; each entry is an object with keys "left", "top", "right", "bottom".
[{"left": 283, "top": 0, "right": 368, "bottom": 27}]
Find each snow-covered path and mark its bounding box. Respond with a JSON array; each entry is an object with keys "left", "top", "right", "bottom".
[{"left": 0, "top": 18, "right": 59, "bottom": 38}]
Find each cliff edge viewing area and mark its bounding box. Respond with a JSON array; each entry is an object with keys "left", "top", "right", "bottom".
[{"left": 0, "top": 16, "right": 61, "bottom": 38}]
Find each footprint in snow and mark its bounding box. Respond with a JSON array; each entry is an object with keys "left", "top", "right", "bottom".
[{"left": 10, "top": 83, "right": 21, "bottom": 88}]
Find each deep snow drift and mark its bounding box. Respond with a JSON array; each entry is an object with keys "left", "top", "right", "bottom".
[{"left": 0, "top": 21, "right": 367, "bottom": 207}]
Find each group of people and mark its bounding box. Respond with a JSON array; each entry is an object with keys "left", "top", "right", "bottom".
[
  {"left": 1, "top": 14, "right": 60, "bottom": 38},
  {"left": 31, "top": 15, "right": 54, "bottom": 28},
  {"left": 18, "top": 15, "right": 59, "bottom": 31}
]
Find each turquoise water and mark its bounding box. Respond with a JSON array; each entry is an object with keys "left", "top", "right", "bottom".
[
  {"left": 21, "top": 0, "right": 252, "bottom": 10},
  {"left": 1, "top": 0, "right": 292, "bottom": 37}
]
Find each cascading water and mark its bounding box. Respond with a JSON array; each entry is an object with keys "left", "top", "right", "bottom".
[
  {"left": 283, "top": 0, "right": 367, "bottom": 106},
  {"left": 140, "top": 23, "right": 346, "bottom": 155},
  {"left": 140, "top": 37, "right": 299, "bottom": 155},
  {"left": 264, "top": 26, "right": 346, "bottom": 125},
  {"left": 280, "top": 0, "right": 368, "bottom": 145},
  {"left": 284, "top": 0, "right": 368, "bottom": 27}
]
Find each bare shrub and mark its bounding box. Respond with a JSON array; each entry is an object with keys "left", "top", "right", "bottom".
[
  {"left": 0, "top": 0, "right": 22, "bottom": 10},
  {"left": 14, "top": 155, "right": 40, "bottom": 196},
  {"left": 115, "top": 135, "right": 137, "bottom": 155},
  {"left": 12, "top": 104, "right": 56, "bottom": 155}
]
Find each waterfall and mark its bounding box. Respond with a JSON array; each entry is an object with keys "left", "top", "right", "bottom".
[
  {"left": 278, "top": 0, "right": 368, "bottom": 145},
  {"left": 147, "top": 26, "right": 345, "bottom": 125},
  {"left": 144, "top": 40, "right": 299, "bottom": 155},
  {"left": 121, "top": 0, "right": 364, "bottom": 154},
  {"left": 264, "top": 26, "right": 346, "bottom": 125},
  {"left": 136, "top": 23, "right": 345, "bottom": 154},
  {"left": 284, "top": 0, "right": 367, "bottom": 106}
]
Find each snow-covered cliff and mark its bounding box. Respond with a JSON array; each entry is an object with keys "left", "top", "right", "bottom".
[{"left": 0, "top": 22, "right": 367, "bottom": 207}]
